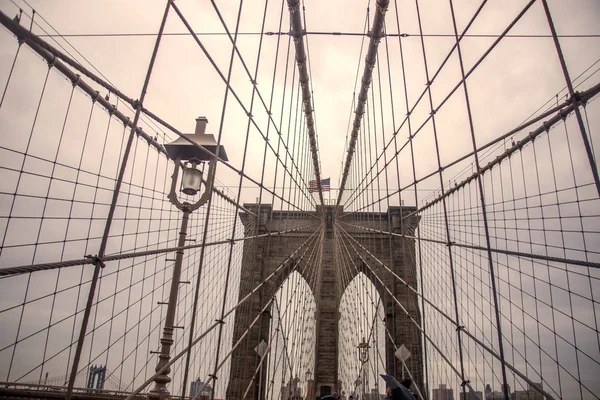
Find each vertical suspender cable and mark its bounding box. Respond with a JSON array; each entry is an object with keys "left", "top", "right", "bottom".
[
  {"left": 336, "top": 0, "right": 389, "bottom": 208},
  {"left": 287, "top": 0, "right": 325, "bottom": 208}
]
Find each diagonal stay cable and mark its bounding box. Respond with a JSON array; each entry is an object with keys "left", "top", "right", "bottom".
[
  {"left": 336, "top": 222, "right": 471, "bottom": 393},
  {"left": 253, "top": 236, "right": 322, "bottom": 397},
  {"left": 207, "top": 0, "right": 308, "bottom": 188},
  {"left": 337, "top": 0, "right": 389, "bottom": 207},
  {"left": 343, "top": 0, "right": 539, "bottom": 209},
  {"left": 0, "top": 9, "right": 252, "bottom": 218},
  {"left": 347, "top": 80, "right": 600, "bottom": 215},
  {"left": 334, "top": 231, "right": 411, "bottom": 397},
  {"left": 339, "top": 220, "right": 600, "bottom": 270},
  {"left": 122, "top": 224, "right": 322, "bottom": 400},
  {"left": 404, "top": 83, "right": 600, "bottom": 217},
  {"left": 0, "top": 9, "right": 311, "bottom": 216},
  {"left": 0, "top": 223, "right": 318, "bottom": 277},
  {"left": 190, "top": 223, "right": 323, "bottom": 400},
  {"left": 342, "top": 0, "right": 487, "bottom": 209},
  {"left": 336, "top": 221, "right": 558, "bottom": 400},
  {"left": 168, "top": 1, "right": 315, "bottom": 205}
]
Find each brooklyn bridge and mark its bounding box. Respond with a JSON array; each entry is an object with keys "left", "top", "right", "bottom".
[{"left": 0, "top": 0, "right": 598, "bottom": 399}]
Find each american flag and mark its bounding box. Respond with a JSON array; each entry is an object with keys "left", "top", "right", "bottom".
[{"left": 309, "top": 178, "right": 330, "bottom": 193}]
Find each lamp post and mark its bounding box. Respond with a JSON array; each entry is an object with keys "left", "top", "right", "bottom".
[
  {"left": 148, "top": 117, "right": 228, "bottom": 400},
  {"left": 358, "top": 338, "right": 369, "bottom": 399}
]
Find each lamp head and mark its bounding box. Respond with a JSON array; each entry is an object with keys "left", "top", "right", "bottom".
[{"left": 358, "top": 339, "right": 369, "bottom": 362}]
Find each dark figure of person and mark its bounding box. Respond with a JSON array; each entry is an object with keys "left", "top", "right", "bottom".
[
  {"left": 380, "top": 374, "right": 416, "bottom": 400},
  {"left": 400, "top": 378, "right": 412, "bottom": 390},
  {"left": 400, "top": 378, "right": 419, "bottom": 399}
]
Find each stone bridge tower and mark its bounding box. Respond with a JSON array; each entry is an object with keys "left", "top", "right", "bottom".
[{"left": 226, "top": 204, "right": 422, "bottom": 399}]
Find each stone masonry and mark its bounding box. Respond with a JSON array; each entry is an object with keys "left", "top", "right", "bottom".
[{"left": 226, "top": 204, "right": 422, "bottom": 399}]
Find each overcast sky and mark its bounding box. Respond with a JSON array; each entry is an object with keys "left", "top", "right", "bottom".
[
  {"left": 1, "top": 0, "right": 598, "bottom": 200},
  {"left": 1, "top": 0, "right": 600, "bottom": 399}
]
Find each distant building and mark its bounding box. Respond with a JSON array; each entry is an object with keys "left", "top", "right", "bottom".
[
  {"left": 459, "top": 390, "right": 483, "bottom": 400},
  {"left": 513, "top": 383, "right": 543, "bottom": 400},
  {"left": 189, "top": 378, "right": 213, "bottom": 399},
  {"left": 485, "top": 384, "right": 492, "bottom": 399},
  {"left": 432, "top": 384, "right": 454, "bottom": 400},
  {"left": 484, "top": 383, "right": 512, "bottom": 400}
]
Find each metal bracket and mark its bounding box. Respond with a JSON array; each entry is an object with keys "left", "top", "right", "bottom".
[{"left": 85, "top": 254, "right": 105, "bottom": 268}]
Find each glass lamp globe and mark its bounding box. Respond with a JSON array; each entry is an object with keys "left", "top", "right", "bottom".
[{"left": 181, "top": 162, "right": 202, "bottom": 196}]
